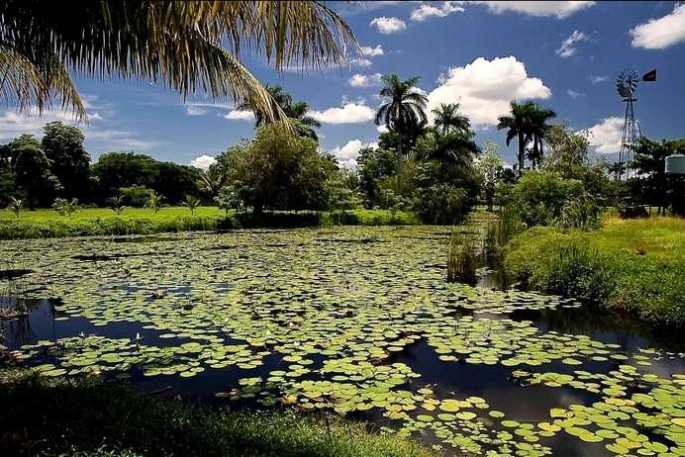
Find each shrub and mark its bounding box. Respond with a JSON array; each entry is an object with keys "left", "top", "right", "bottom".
[
  {"left": 118, "top": 185, "right": 154, "bottom": 208},
  {"left": 510, "top": 171, "right": 584, "bottom": 226},
  {"left": 413, "top": 185, "right": 470, "bottom": 225},
  {"left": 556, "top": 192, "right": 602, "bottom": 230}
]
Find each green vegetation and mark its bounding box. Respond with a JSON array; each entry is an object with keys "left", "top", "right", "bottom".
[
  {"left": 0, "top": 370, "right": 431, "bottom": 457},
  {"left": 0, "top": 207, "right": 419, "bottom": 240},
  {"left": 504, "top": 216, "right": 685, "bottom": 326}
]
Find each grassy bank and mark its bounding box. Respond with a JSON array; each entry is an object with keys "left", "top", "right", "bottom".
[
  {"left": 0, "top": 369, "right": 432, "bottom": 457},
  {"left": 0, "top": 207, "right": 420, "bottom": 240},
  {"left": 503, "top": 216, "right": 685, "bottom": 327}
]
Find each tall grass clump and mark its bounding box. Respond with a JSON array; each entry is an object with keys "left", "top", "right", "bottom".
[
  {"left": 545, "top": 244, "right": 615, "bottom": 303},
  {"left": 447, "top": 231, "right": 481, "bottom": 284}
]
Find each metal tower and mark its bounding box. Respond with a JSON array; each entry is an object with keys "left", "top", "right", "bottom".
[{"left": 616, "top": 69, "right": 641, "bottom": 179}]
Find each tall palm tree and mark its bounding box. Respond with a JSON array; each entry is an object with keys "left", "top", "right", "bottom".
[
  {"left": 0, "top": 1, "right": 356, "bottom": 125},
  {"left": 432, "top": 103, "right": 470, "bottom": 136},
  {"left": 497, "top": 102, "right": 537, "bottom": 173},
  {"left": 420, "top": 131, "right": 480, "bottom": 167},
  {"left": 239, "top": 85, "right": 321, "bottom": 140},
  {"left": 525, "top": 105, "right": 557, "bottom": 169},
  {"left": 375, "top": 74, "right": 428, "bottom": 158}
]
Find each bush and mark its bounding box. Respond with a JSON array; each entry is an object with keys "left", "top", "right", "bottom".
[
  {"left": 118, "top": 185, "right": 154, "bottom": 208},
  {"left": 556, "top": 192, "right": 602, "bottom": 230},
  {"left": 413, "top": 185, "right": 470, "bottom": 224},
  {"left": 510, "top": 171, "right": 585, "bottom": 226}
]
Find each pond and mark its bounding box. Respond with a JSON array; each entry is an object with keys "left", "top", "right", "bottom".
[{"left": 1, "top": 226, "right": 684, "bottom": 457}]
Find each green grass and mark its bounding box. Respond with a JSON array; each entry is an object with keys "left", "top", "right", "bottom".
[
  {"left": 0, "top": 369, "right": 433, "bottom": 457},
  {"left": 503, "top": 216, "right": 685, "bottom": 327},
  {"left": 0, "top": 207, "right": 421, "bottom": 240}
]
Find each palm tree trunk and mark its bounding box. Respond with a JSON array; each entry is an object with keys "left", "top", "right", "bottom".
[{"left": 518, "top": 132, "right": 525, "bottom": 174}]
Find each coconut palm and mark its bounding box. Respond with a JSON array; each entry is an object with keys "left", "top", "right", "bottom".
[
  {"left": 497, "top": 102, "right": 537, "bottom": 173},
  {"left": 375, "top": 74, "right": 428, "bottom": 158},
  {"left": 419, "top": 131, "right": 479, "bottom": 167},
  {"left": 432, "top": 103, "right": 470, "bottom": 136},
  {"left": 0, "top": 1, "right": 356, "bottom": 125},
  {"left": 525, "top": 105, "right": 557, "bottom": 169},
  {"left": 239, "top": 85, "right": 321, "bottom": 140}
]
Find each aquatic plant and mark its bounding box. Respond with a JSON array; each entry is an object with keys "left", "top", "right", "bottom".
[{"left": 446, "top": 231, "right": 481, "bottom": 284}]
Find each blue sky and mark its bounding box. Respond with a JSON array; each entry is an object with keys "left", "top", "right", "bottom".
[{"left": 1, "top": 1, "right": 684, "bottom": 168}]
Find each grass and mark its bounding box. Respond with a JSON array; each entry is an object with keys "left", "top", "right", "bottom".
[
  {"left": 503, "top": 216, "right": 685, "bottom": 327},
  {"left": 0, "top": 207, "right": 421, "bottom": 240},
  {"left": 0, "top": 369, "right": 433, "bottom": 457}
]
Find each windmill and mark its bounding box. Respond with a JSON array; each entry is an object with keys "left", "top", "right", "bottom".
[{"left": 616, "top": 69, "right": 641, "bottom": 179}]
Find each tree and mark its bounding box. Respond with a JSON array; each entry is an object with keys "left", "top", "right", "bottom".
[
  {"left": 356, "top": 147, "right": 399, "bottom": 207},
  {"left": 6, "top": 134, "right": 60, "bottom": 208},
  {"left": 525, "top": 105, "right": 556, "bottom": 169},
  {"left": 432, "top": 103, "right": 470, "bottom": 136},
  {"left": 415, "top": 130, "right": 479, "bottom": 167},
  {"left": 226, "top": 126, "right": 332, "bottom": 213},
  {"left": 0, "top": 1, "right": 355, "bottom": 126},
  {"left": 375, "top": 74, "right": 428, "bottom": 158},
  {"left": 52, "top": 197, "right": 80, "bottom": 217},
  {"left": 41, "top": 121, "right": 91, "bottom": 199},
  {"left": 183, "top": 195, "right": 201, "bottom": 215},
  {"left": 476, "top": 142, "right": 505, "bottom": 211},
  {"left": 214, "top": 185, "right": 244, "bottom": 215},
  {"left": 8, "top": 196, "right": 22, "bottom": 218},
  {"left": 145, "top": 192, "right": 164, "bottom": 213},
  {"left": 497, "top": 102, "right": 536, "bottom": 173},
  {"left": 629, "top": 138, "right": 685, "bottom": 215},
  {"left": 239, "top": 85, "right": 321, "bottom": 140}
]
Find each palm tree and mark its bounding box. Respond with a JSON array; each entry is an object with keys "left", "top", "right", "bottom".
[
  {"left": 239, "top": 86, "right": 321, "bottom": 140},
  {"left": 375, "top": 74, "right": 428, "bottom": 158},
  {"left": 421, "top": 131, "right": 480, "bottom": 167},
  {"left": 497, "top": 102, "right": 537, "bottom": 174},
  {"left": 432, "top": 103, "right": 470, "bottom": 136},
  {"left": 0, "top": 1, "right": 355, "bottom": 125},
  {"left": 525, "top": 105, "right": 557, "bottom": 169}
]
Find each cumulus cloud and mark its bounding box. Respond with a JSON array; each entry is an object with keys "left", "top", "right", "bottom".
[
  {"left": 471, "top": 1, "right": 595, "bottom": 18},
  {"left": 410, "top": 2, "right": 464, "bottom": 21},
  {"left": 630, "top": 4, "right": 685, "bottom": 50},
  {"left": 556, "top": 30, "right": 588, "bottom": 58},
  {"left": 330, "top": 139, "right": 377, "bottom": 169},
  {"left": 377, "top": 125, "right": 389, "bottom": 134},
  {"left": 586, "top": 117, "right": 624, "bottom": 154},
  {"left": 589, "top": 75, "right": 608, "bottom": 84},
  {"left": 190, "top": 154, "right": 217, "bottom": 171},
  {"left": 186, "top": 105, "right": 208, "bottom": 116},
  {"left": 370, "top": 16, "right": 406, "bottom": 34},
  {"left": 426, "top": 56, "right": 551, "bottom": 127},
  {"left": 360, "top": 45, "right": 384, "bottom": 57},
  {"left": 310, "top": 103, "right": 375, "bottom": 124},
  {"left": 224, "top": 110, "right": 255, "bottom": 121},
  {"left": 348, "top": 73, "right": 384, "bottom": 88}
]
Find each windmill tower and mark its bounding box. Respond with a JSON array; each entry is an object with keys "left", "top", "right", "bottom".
[{"left": 616, "top": 69, "right": 641, "bottom": 179}]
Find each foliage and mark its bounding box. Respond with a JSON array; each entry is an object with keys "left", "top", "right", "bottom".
[
  {"left": 509, "top": 171, "right": 585, "bottom": 226},
  {"left": 214, "top": 186, "right": 244, "bottom": 215},
  {"left": 225, "top": 126, "right": 334, "bottom": 213},
  {"left": 183, "top": 195, "right": 202, "bottom": 215},
  {"left": 145, "top": 192, "right": 164, "bottom": 213},
  {"left": 108, "top": 195, "right": 126, "bottom": 215},
  {"left": 324, "top": 170, "right": 362, "bottom": 212},
  {"left": 0, "top": 1, "right": 356, "bottom": 127},
  {"left": 476, "top": 142, "right": 505, "bottom": 211},
  {"left": 52, "top": 198, "right": 80, "bottom": 218},
  {"left": 118, "top": 185, "right": 154, "bottom": 208},
  {"left": 628, "top": 137, "right": 685, "bottom": 215},
  {"left": 413, "top": 185, "right": 469, "bottom": 225},
  {"left": 8, "top": 196, "right": 22, "bottom": 218},
  {"left": 447, "top": 231, "right": 480, "bottom": 284},
  {"left": 556, "top": 192, "right": 602, "bottom": 231},
  {"left": 41, "top": 122, "right": 91, "bottom": 200},
  {"left": 356, "top": 147, "right": 399, "bottom": 207},
  {"left": 0, "top": 374, "right": 432, "bottom": 457},
  {"left": 431, "top": 103, "right": 470, "bottom": 136},
  {"left": 504, "top": 216, "right": 685, "bottom": 326}
]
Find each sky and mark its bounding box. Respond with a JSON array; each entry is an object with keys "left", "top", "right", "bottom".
[{"left": 1, "top": 1, "right": 685, "bottom": 169}]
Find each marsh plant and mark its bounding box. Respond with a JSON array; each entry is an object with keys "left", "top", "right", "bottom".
[
  {"left": 447, "top": 231, "right": 481, "bottom": 284},
  {"left": 556, "top": 192, "right": 602, "bottom": 231},
  {"left": 546, "top": 244, "right": 615, "bottom": 303},
  {"left": 483, "top": 205, "right": 524, "bottom": 264},
  {"left": 183, "top": 195, "right": 201, "bottom": 215},
  {"left": 108, "top": 195, "right": 126, "bottom": 215},
  {"left": 214, "top": 185, "right": 244, "bottom": 215},
  {"left": 8, "top": 197, "right": 22, "bottom": 218},
  {"left": 52, "top": 198, "right": 80, "bottom": 217}
]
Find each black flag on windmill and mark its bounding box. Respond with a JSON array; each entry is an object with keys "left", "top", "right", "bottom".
[{"left": 642, "top": 69, "right": 656, "bottom": 81}]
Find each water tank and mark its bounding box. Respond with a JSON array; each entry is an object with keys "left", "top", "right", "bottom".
[{"left": 665, "top": 155, "right": 685, "bottom": 174}]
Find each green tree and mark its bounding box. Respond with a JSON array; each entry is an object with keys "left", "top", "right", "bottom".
[
  {"left": 52, "top": 197, "right": 80, "bottom": 217},
  {"left": 525, "top": 105, "right": 556, "bottom": 169},
  {"left": 375, "top": 74, "right": 428, "bottom": 159},
  {"left": 214, "top": 185, "right": 244, "bottom": 215},
  {"left": 476, "top": 142, "right": 505, "bottom": 211},
  {"left": 431, "top": 103, "right": 470, "bottom": 136},
  {"left": 415, "top": 130, "right": 479, "bottom": 167},
  {"left": 6, "top": 134, "right": 60, "bottom": 208},
  {"left": 356, "top": 147, "right": 399, "bottom": 207},
  {"left": 629, "top": 138, "right": 685, "bottom": 215},
  {"left": 183, "top": 195, "right": 201, "bottom": 215},
  {"left": 497, "top": 102, "right": 536, "bottom": 173},
  {"left": 0, "top": 1, "right": 355, "bottom": 126},
  {"left": 41, "top": 121, "right": 91, "bottom": 199}
]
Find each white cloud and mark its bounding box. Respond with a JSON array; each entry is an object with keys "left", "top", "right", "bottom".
[
  {"left": 586, "top": 117, "right": 624, "bottom": 154},
  {"left": 630, "top": 4, "right": 685, "bottom": 50},
  {"left": 377, "top": 125, "right": 389, "bottom": 134},
  {"left": 410, "top": 1, "right": 464, "bottom": 21},
  {"left": 566, "top": 89, "right": 585, "bottom": 98},
  {"left": 471, "top": 1, "right": 595, "bottom": 18},
  {"left": 349, "top": 57, "right": 373, "bottom": 67},
  {"left": 426, "top": 56, "right": 551, "bottom": 127},
  {"left": 348, "top": 73, "right": 384, "bottom": 88},
  {"left": 190, "top": 154, "right": 217, "bottom": 171},
  {"left": 556, "top": 30, "right": 588, "bottom": 58},
  {"left": 310, "top": 103, "right": 375, "bottom": 124},
  {"left": 186, "top": 105, "right": 208, "bottom": 116},
  {"left": 589, "top": 75, "right": 608, "bottom": 84},
  {"left": 224, "top": 110, "right": 255, "bottom": 121},
  {"left": 370, "top": 16, "right": 407, "bottom": 34},
  {"left": 330, "top": 139, "right": 377, "bottom": 169},
  {"left": 360, "top": 45, "right": 384, "bottom": 57}
]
